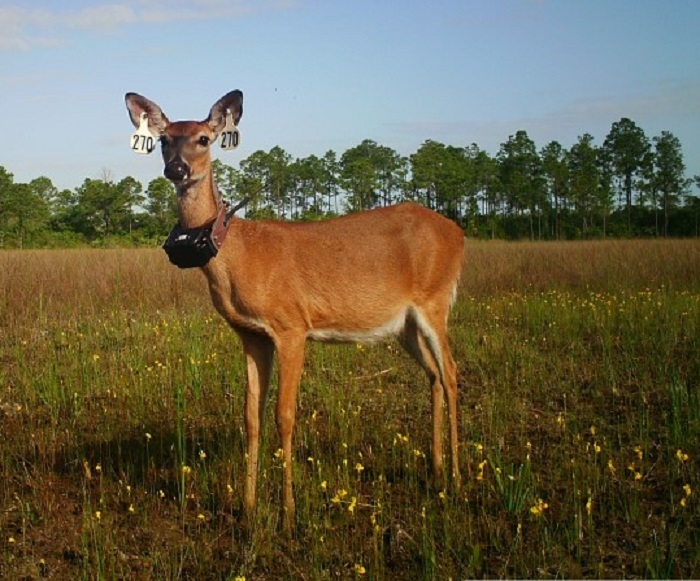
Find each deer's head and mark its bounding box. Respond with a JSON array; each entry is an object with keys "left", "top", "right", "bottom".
[{"left": 125, "top": 91, "right": 243, "bottom": 191}]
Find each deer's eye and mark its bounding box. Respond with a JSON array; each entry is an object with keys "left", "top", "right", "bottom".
[{"left": 198, "top": 136, "right": 210, "bottom": 146}]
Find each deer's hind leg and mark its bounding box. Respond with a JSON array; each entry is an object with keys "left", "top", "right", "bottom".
[{"left": 399, "top": 307, "right": 460, "bottom": 486}]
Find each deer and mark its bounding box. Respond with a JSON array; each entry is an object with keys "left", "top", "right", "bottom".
[{"left": 125, "top": 90, "right": 466, "bottom": 530}]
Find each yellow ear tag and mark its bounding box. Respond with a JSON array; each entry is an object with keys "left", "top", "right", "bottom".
[
  {"left": 130, "top": 112, "right": 157, "bottom": 154},
  {"left": 219, "top": 109, "right": 241, "bottom": 151}
]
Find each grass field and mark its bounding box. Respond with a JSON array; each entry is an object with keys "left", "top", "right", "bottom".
[{"left": 1, "top": 240, "right": 699, "bottom": 579}]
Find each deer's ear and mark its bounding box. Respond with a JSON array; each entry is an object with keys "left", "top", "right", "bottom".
[
  {"left": 207, "top": 90, "right": 243, "bottom": 134},
  {"left": 125, "top": 93, "right": 169, "bottom": 136}
]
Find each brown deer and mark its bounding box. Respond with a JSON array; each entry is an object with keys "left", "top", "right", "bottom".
[{"left": 125, "top": 90, "right": 465, "bottom": 530}]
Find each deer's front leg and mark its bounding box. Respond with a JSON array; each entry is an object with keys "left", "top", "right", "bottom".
[
  {"left": 240, "top": 331, "right": 274, "bottom": 521},
  {"left": 275, "top": 333, "right": 306, "bottom": 531}
]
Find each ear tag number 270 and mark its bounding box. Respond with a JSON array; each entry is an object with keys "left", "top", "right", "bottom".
[
  {"left": 130, "top": 112, "right": 156, "bottom": 154},
  {"left": 219, "top": 109, "right": 241, "bottom": 151}
]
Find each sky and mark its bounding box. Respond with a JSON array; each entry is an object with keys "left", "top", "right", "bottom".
[{"left": 1, "top": 0, "right": 699, "bottom": 193}]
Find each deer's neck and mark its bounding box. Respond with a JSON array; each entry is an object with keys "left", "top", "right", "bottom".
[{"left": 176, "top": 171, "right": 220, "bottom": 229}]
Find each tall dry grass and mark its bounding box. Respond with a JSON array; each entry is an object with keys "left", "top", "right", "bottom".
[
  {"left": 0, "top": 249, "right": 204, "bottom": 325},
  {"left": 3, "top": 239, "right": 698, "bottom": 324},
  {"left": 462, "top": 238, "right": 700, "bottom": 297}
]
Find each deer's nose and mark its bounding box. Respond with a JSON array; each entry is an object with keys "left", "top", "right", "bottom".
[{"left": 164, "top": 160, "right": 190, "bottom": 182}]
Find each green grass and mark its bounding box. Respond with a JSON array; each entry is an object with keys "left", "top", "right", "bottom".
[{"left": 1, "top": 241, "right": 699, "bottom": 579}]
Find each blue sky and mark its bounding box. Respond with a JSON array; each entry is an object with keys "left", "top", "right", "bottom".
[{"left": 1, "top": 0, "right": 699, "bottom": 193}]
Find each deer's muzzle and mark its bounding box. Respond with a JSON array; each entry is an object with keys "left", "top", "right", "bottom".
[{"left": 164, "top": 160, "right": 190, "bottom": 183}]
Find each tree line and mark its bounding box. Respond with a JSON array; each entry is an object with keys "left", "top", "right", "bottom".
[{"left": 1, "top": 117, "right": 698, "bottom": 248}]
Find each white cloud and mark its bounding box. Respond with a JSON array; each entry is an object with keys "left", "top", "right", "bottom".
[
  {"left": 561, "top": 82, "right": 700, "bottom": 121},
  {"left": 0, "top": 1, "right": 292, "bottom": 52},
  {"left": 66, "top": 4, "right": 138, "bottom": 30},
  {"left": 0, "top": 7, "right": 63, "bottom": 51},
  {"left": 387, "top": 81, "right": 700, "bottom": 153}
]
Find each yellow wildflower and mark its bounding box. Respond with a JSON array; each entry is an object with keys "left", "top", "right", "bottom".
[
  {"left": 332, "top": 489, "right": 348, "bottom": 504},
  {"left": 354, "top": 563, "right": 366, "bottom": 575},
  {"left": 394, "top": 432, "right": 409, "bottom": 445},
  {"left": 530, "top": 498, "right": 549, "bottom": 517},
  {"left": 476, "top": 459, "right": 488, "bottom": 480},
  {"left": 676, "top": 449, "right": 689, "bottom": 463}
]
